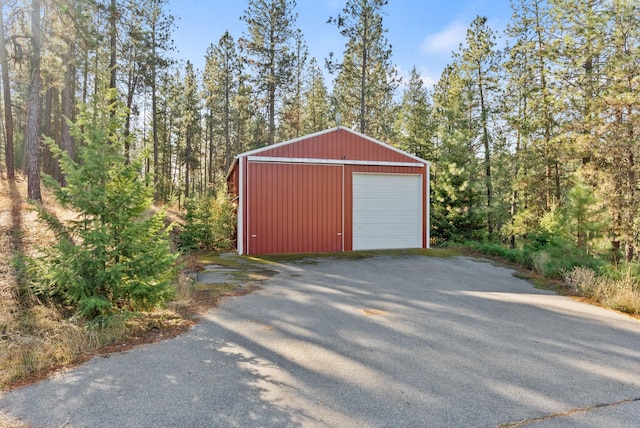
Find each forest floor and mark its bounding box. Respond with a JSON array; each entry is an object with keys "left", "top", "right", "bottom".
[{"left": 0, "top": 175, "right": 258, "bottom": 402}]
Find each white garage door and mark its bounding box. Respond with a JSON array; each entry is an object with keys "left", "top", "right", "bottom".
[{"left": 352, "top": 173, "right": 422, "bottom": 250}]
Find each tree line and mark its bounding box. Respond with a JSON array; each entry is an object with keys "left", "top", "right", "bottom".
[{"left": 0, "top": 0, "right": 638, "bottom": 261}]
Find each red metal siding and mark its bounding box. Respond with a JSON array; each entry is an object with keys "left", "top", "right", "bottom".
[
  {"left": 255, "top": 129, "right": 416, "bottom": 163},
  {"left": 232, "top": 128, "right": 430, "bottom": 255},
  {"left": 246, "top": 162, "right": 343, "bottom": 254},
  {"left": 343, "top": 165, "right": 427, "bottom": 251}
]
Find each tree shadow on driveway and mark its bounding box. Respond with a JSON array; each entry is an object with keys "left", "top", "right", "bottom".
[{"left": 1, "top": 255, "right": 639, "bottom": 427}]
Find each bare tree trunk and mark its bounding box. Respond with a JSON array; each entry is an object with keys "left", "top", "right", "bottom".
[
  {"left": 61, "top": 41, "right": 75, "bottom": 165},
  {"left": 478, "top": 69, "right": 492, "bottom": 235},
  {"left": 42, "top": 86, "right": 55, "bottom": 177},
  {"left": 26, "top": 0, "right": 42, "bottom": 201},
  {"left": 124, "top": 72, "right": 137, "bottom": 163},
  {"left": 109, "top": 0, "right": 117, "bottom": 92},
  {"left": 0, "top": 0, "right": 15, "bottom": 179},
  {"left": 625, "top": 140, "right": 635, "bottom": 262},
  {"left": 151, "top": 18, "right": 159, "bottom": 201},
  {"left": 185, "top": 135, "right": 190, "bottom": 199},
  {"left": 208, "top": 112, "right": 213, "bottom": 184},
  {"left": 359, "top": 13, "right": 368, "bottom": 134}
]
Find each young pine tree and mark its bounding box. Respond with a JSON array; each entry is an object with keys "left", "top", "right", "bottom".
[{"left": 28, "top": 92, "right": 178, "bottom": 319}]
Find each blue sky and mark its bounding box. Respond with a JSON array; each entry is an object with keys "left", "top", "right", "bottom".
[{"left": 167, "top": 0, "right": 512, "bottom": 88}]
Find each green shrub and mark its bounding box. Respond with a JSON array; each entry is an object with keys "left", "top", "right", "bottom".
[
  {"left": 458, "top": 239, "right": 602, "bottom": 278},
  {"left": 527, "top": 244, "right": 602, "bottom": 278},
  {"left": 460, "top": 241, "right": 531, "bottom": 267},
  {"left": 25, "top": 92, "right": 178, "bottom": 319},
  {"left": 180, "top": 192, "right": 236, "bottom": 252}
]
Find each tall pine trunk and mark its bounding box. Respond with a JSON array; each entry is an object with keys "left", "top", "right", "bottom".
[
  {"left": 478, "top": 69, "right": 492, "bottom": 235},
  {"left": 0, "top": 0, "right": 15, "bottom": 179},
  {"left": 151, "top": 21, "right": 159, "bottom": 201},
  {"left": 26, "top": 0, "right": 42, "bottom": 201},
  {"left": 109, "top": 0, "right": 117, "bottom": 92},
  {"left": 61, "top": 40, "right": 75, "bottom": 176},
  {"left": 359, "top": 12, "right": 368, "bottom": 134}
]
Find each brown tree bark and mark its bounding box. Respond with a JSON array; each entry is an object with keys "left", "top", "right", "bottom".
[
  {"left": 0, "top": 0, "right": 15, "bottom": 179},
  {"left": 26, "top": 0, "right": 42, "bottom": 201},
  {"left": 61, "top": 40, "right": 75, "bottom": 165},
  {"left": 109, "top": 0, "right": 117, "bottom": 92}
]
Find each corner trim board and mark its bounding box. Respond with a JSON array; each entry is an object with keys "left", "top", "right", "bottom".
[{"left": 247, "top": 156, "right": 425, "bottom": 168}]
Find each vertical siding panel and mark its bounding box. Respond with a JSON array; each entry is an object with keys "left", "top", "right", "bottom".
[
  {"left": 308, "top": 166, "right": 313, "bottom": 251},
  {"left": 297, "top": 165, "right": 303, "bottom": 252},
  {"left": 248, "top": 162, "right": 343, "bottom": 254},
  {"left": 287, "top": 164, "right": 293, "bottom": 253},
  {"left": 282, "top": 164, "right": 288, "bottom": 253},
  {"left": 277, "top": 164, "right": 283, "bottom": 253},
  {"left": 309, "top": 167, "right": 318, "bottom": 248},
  {"left": 283, "top": 164, "right": 288, "bottom": 253}
]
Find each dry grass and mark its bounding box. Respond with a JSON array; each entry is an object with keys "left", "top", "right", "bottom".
[{"left": 564, "top": 266, "right": 640, "bottom": 315}]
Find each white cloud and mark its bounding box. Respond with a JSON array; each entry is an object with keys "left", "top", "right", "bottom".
[
  {"left": 421, "top": 22, "right": 467, "bottom": 55},
  {"left": 419, "top": 73, "right": 438, "bottom": 89},
  {"left": 396, "top": 66, "right": 439, "bottom": 91}
]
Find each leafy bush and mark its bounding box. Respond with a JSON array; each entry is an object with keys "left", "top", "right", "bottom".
[
  {"left": 532, "top": 247, "right": 602, "bottom": 278},
  {"left": 180, "top": 192, "right": 236, "bottom": 252},
  {"left": 25, "top": 93, "right": 178, "bottom": 319}
]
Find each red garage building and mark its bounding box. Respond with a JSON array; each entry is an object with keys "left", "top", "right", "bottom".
[{"left": 227, "top": 126, "right": 430, "bottom": 255}]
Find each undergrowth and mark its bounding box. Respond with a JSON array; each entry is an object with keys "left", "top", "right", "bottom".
[
  {"left": 1, "top": 176, "right": 205, "bottom": 390},
  {"left": 564, "top": 264, "right": 640, "bottom": 315},
  {"left": 455, "top": 240, "right": 639, "bottom": 316}
]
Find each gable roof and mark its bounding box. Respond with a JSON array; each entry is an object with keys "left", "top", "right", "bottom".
[{"left": 227, "top": 126, "right": 430, "bottom": 178}]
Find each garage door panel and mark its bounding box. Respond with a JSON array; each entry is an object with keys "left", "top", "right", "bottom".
[{"left": 353, "top": 173, "right": 422, "bottom": 251}]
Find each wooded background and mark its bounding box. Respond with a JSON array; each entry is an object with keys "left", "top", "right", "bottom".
[{"left": 0, "top": 0, "right": 638, "bottom": 260}]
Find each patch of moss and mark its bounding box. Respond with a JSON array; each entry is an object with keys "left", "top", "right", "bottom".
[
  {"left": 196, "top": 252, "right": 271, "bottom": 269},
  {"left": 256, "top": 247, "right": 459, "bottom": 263},
  {"left": 194, "top": 282, "right": 239, "bottom": 295},
  {"left": 512, "top": 272, "right": 566, "bottom": 294}
]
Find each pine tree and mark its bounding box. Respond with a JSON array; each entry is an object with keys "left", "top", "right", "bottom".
[
  {"left": 25, "top": 0, "right": 42, "bottom": 201},
  {"left": 456, "top": 15, "right": 501, "bottom": 235},
  {"left": 431, "top": 64, "right": 484, "bottom": 242},
  {"left": 142, "top": 0, "right": 174, "bottom": 199},
  {"left": 563, "top": 177, "right": 607, "bottom": 252},
  {"left": 547, "top": 0, "right": 639, "bottom": 261},
  {"left": 278, "top": 28, "right": 307, "bottom": 140},
  {"left": 0, "top": 0, "right": 15, "bottom": 179},
  {"left": 28, "top": 91, "right": 177, "bottom": 319},
  {"left": 393, "top": 66, "right": 435, "bottom": 161},
  {"left": 204, "top": 31, "right": 242, "bottom": 180},
  {"left": 328, "top": 0, "right": 398, "bottom": 139},
  {"left": 181, "top": 62, "right": 201, "bottom": 199},
  {"left": 301, "top": 57, "right": 331, "bottom": 133},
  {"left": 241, "top": 0, "right": 298, "bottom": 145},
  {"left": 503, "top": 0, "right": 562, "bottom": 243},
  {"left": 599, "top": 0, "right": 639, "bottom": 261}
]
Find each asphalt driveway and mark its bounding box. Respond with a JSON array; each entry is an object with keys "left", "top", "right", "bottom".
[{"left": 2, "top": 255, "right": 639, "bottom": 427}]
